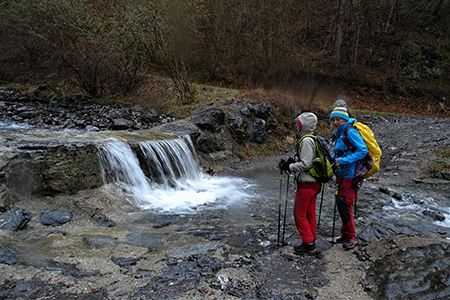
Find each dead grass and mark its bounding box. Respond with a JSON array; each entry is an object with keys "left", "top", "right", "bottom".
[{"left": 430, "top": 147, "right": 450, "bottom": 174}]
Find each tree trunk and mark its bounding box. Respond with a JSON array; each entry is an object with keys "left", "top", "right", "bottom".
[{"left": 334, "top": 0, "right": 345, "bottom": 68}]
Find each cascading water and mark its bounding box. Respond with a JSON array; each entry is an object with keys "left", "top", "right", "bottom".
[
  {"left": 97, "top": 135, "right": 253, "bottom": 213},
  {"left": 139, "top": 135, "right": 202, "bottom": 185}
]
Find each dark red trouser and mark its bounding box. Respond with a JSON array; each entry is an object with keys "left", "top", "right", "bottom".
[
  {"left": 336, "top": 177, "right": 359, "bottom": 239},
  {"left": 294, "top": 182, "right": 322, "bottom": 244}
]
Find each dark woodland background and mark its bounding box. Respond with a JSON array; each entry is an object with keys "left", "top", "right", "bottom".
[{"left": 1, "top": 0, "right": 449, "bottom": 117}]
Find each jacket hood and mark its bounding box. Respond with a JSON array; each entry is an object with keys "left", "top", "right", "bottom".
[{"left": 296, "top": 112, "right": 317, "bottom": 137}]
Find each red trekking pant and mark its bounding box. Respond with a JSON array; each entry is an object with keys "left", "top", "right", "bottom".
[
  {"left": 336, "top": 178, "right": 360, "bottom": 238},
  {"left": 294, "top": 182, "right": 322, "bottom": 244}
]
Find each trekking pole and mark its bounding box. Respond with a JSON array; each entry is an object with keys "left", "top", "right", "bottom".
[
  {"left": 277, "top": 170, "right": 283, "bottom": 247},
  {"left": 317, "top": 184, "right": 325, "bottom": 228},
  {"left": 281, "top": 172, "right": 290, "bottom": 245},
  {"left": 332, "top": 180, "right": 338, "bottom": 245}
]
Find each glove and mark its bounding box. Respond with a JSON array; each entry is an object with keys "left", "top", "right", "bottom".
[
  {"left": 278, "top": 159, "right": 291, "bottom": 173},
  {"left": 287, "top": 157, "right": 296, "bottom": 165}
]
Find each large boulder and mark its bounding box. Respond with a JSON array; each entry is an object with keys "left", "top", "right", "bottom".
[
  {"left": 6, "top": 143, "right": 102, "bottom": 197},
  {"left": 157, "top": 99, "right": 278, "bottom": 171},
  {"left": 192, "top": 103, "right": 226, "bottom": 131}
]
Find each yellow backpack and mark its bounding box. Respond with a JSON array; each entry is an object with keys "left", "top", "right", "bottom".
[{"left": 343, "top": 122, "right": 382, "bottom": 178}]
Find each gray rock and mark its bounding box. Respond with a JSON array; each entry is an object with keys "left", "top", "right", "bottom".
[
  {"left": 0, "top": 207, "right": 32, "bottom": 231},
  {"left": 112, "top": 118, "right": 134, "bottom": 130},
  {"left": 39, "top": 210, "right": 72, "bottom": 226},
  {"left": 0, "top": 242, "right": 17, "bottom": 265},
  {"left": 141, "top": 109, "right": 159, "bottom": 123},
  {"left": 358, "top": 223, "right": 396, "bottom": 243},
  {"left": 252, "top": 118, "right": 267, "bottom": 144},
  {"left": 92, "top": 213, "right": 116, "bottom": 227},
  {"left": 422, "top": 209, "right": 446, "bottom": 221},
  {"left": 84, "top": 235, "right": 118, "bottom": 248},
  {"left": 123, "top": 232, "right": 163, "bottom": 248},
  {"left": 192, "top": 105, "right": 225, "bottom": 131},
  {"left": 165, "top": 241, "right": 223, "bottom": 259},
  {"left": 112, "top": 257, "right": 138, "bottom": 268}
]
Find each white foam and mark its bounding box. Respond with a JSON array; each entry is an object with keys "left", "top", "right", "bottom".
[{"left": 97, "top": 136, "right": 254, "bottom": 213}]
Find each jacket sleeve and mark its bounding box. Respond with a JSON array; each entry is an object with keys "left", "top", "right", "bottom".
[
  {"left": 339, "top": 129, "right": 368, "bottom": 165},
  {"left": 289, "top": 137, "right": 315, "bottom": 172}
]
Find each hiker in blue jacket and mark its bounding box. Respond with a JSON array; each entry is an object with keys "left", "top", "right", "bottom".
[{"left": 330, "top": 106, "right": 368, "bottom": 249}]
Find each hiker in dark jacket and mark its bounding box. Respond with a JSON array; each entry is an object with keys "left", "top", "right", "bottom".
[
  {"left": 330, "top": 106, "right": 368, "bottom": 249},
  {"left": 279, "top": 112, "right": 321, "bottom": 255}
]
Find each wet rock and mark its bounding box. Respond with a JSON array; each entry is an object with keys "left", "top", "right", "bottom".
[
  {"left": 112, "top": 257, "right": 138, "bottom": 268},
  {"left": 379, "top": 218, "right": 450, "bottom": 239},
  {"left": 140, "top": 109, "right": 159, "bottom": 123},
  {"left": 132, "top": 213, "right": 189, "bottom": 226},
  {"left": 160, "top": 124, "right": 198, "bottom": 135},
  {"left": 366, "top": 243, "right": 450, "bottom": 299},
  {"left": 112, "top": 118, "right": 134, "bottom": 130},
  {"left": 44, "top": 260, "right": 95, "bottom": 278},
  {"left": 0, "top": 191, "right": 11, "bottom": 212},
  {"left": 165, "top": 242, "right": 223, "bottom": 259},
  {"left": 252, "top": 102, "right": 272, "bottom": 119},
  {"left": 431, "top": 172, "right": 450, "bottom": 180},
  {"left": 195, "top": 129, "right": 232, "bottom": 154},
  {"left": 252, "top": 118, "right": 267, "bottom": 144},
  {"left": 191, "top": 104, "right": 225, "bottom": 131},
  {"left": 135, "top": 256, "right": 223, "bottom": 299},
  {"left": 122, "top": 232, "right": 163, "bottom": 248},
  {"left": 392, "top": 193, "right": 403, "bottom": 200},
  {"left": 0, "top": 99, "right": 159, "bottom": 132},
  {"left": 84, "top": 235, "right": 118, "bottom": 249},
  {"left": 6, "top": 143, "right": 102, "bottom": 197},
  {"left": 0, "top": 207, "right": 32, "bottom": 231},
  {"left": 135, "top": 269, "right": 153, "bottom": 278},
  {"left": 0, "top": 242, "right": 18, "bottom": 264},
  {"left": 39, "top": 210, "right": 72, "bottom": 226},
  {"left": 153, "top": 221, "right": 172, "bottom": 228},
  {"left": 422, "top": 209, "right": 446, "bottom": 221},
  {"left": 379, "top": 186, "right": 390, "bottom": 195},
  {"left": 92, "top": 213, "right": 116, "bottom": 227},
  {"left": 228, "top": 112, "right": 251, "bottom": 143},
  {"left": 85, "top": 125, "right": 99, "bottom": 132},
  {"left": 358, "top": 223, "right": 396, "bottom": 243},
  {"left": 0, "top": 279, "right": 46, "bottom": 299},
  {"left": 240, "top": 106, "right": 251, "bottom": 117}
]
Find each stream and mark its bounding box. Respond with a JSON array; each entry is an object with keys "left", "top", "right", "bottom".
[{"left": 0, "top": 96, "right": 450, "bottom": 299}]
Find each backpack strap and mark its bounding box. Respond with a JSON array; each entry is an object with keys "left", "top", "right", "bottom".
[
  {"left": 299, "top": 134, "right": 316, "bottom": 142},
  {"left": 342, "top": 126, "right": 356, "bottom": 153}
]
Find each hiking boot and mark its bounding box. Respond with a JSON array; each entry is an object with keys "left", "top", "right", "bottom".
[
  {"left": 335, "top": 236, "right": 346, "bottom": 243},
  {"left": 343, "top": 237, "right": 357, "bottom": 249},
  {"left": 294, "top": 242, "right": 317, "bottom": 256}
]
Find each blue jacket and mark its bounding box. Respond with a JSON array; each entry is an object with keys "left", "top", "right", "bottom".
[{"left": 332, "top": 119, "right": 368, "bottom": 179}]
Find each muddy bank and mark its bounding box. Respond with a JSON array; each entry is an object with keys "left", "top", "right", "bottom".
[{"left": 0, "top": 94, "right": 450, "bottom": 299}]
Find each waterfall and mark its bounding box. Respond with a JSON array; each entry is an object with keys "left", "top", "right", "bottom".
[
  {"left": 139, "top": 135, "right": 202, "bottom": 185},
  {"left": 97, "top": 135, "right": 252, "bottom": 213}
]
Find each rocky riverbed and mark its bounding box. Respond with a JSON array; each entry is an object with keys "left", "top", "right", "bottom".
[{"left": 0, "top": 89, "right": 450, "bottom": 300}]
